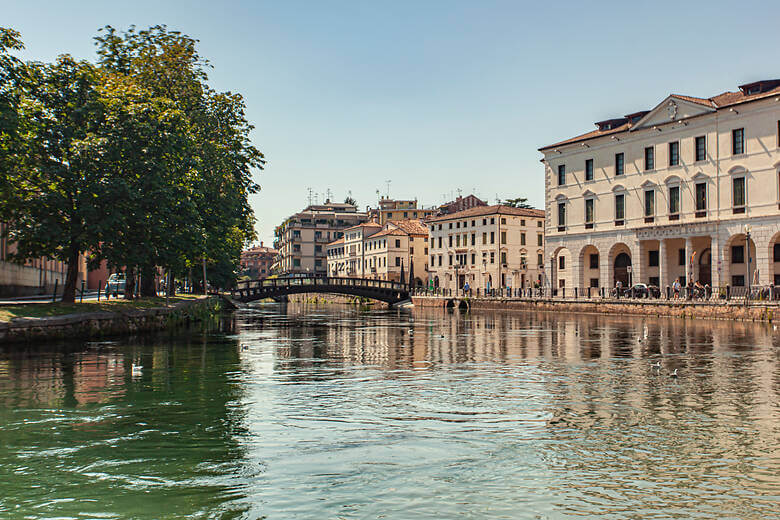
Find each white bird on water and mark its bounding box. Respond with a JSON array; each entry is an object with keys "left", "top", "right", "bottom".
[
  {"left": 651, "top": 361, "right": 661, "bottom": 370},
  {"left": 131, "top": 363, "right": 143, "bottom": 376},
  {"left": 670, "top": 368, "right": 678, "bottom": 378}
]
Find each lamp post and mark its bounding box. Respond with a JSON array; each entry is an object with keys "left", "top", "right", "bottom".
[
  {"left": 745, "top": 224, "right": 752, "bottom": 307},
  {"left": 550, "top": 253, "right": 556, "bottom": 295},
  {"left": 482, "top": 259, "right": 487, "bottom": 294}
]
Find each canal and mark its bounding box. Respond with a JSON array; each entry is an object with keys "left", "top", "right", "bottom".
[{"left": 0, "top": 304, "right": 778, "bottom": 519}]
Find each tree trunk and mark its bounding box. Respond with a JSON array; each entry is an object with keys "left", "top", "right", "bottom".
[
  {"left": 167, "top": 270, "right": 176, "bottom": 296},
  {"left": 140, "top": 264, "right": 157, "bottom": 297},
  {"left": 61, "top": 246, "right": 80, "bottom": 303},
  {"left": 125, "top": 267, "right": 136, "bottom": 300}
]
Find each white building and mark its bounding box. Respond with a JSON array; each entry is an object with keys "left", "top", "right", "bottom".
[
  {"left": 427, "top": 205, "right": 545, "bottom": 293},
  {"left": 326, "top": 220, "right": 429, "bottom": 284},
  {"left": 540, "top": 79, "right": 780, "bottom": 292}
]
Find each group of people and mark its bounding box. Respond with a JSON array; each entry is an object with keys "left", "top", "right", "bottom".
[{"left": 671, "top": 278, "right": 711, "bottom": 300}]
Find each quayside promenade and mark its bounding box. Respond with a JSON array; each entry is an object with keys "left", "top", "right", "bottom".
[{"left": 411, "top": 286, "right": 780, "bottom": 322}]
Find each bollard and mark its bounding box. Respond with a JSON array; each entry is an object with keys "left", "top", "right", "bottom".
[
  {"left": 52, "top": 279, "right": 58, "bottom": 303},
  {"left": 98, "top": 280, "right": 102, "bottom": 301},
  {"left": 726, "top": 285, "right": 730, "bottom": 300},
  {"left": 574, "top": 287, "right": 578, "bottom": 299}
]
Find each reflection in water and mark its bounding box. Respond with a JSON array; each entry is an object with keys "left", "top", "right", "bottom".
[{"left": 0, "top": 304, "right": 778, "bottom": 519}]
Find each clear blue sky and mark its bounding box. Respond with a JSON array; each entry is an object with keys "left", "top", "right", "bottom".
[{"left": 5, "top": 1, "right": 780, "bottom": 246}]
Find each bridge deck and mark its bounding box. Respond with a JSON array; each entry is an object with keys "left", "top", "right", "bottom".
[{"left": 232, "top": 276, "right": 411, "bottom": 304}]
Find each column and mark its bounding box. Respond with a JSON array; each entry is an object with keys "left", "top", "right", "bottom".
[
  {"left": 600, "top": 249, "right": 610, "bottom": 293},
  {"left": 711, "top": 234, "right": 722, "bottom": 288},
  {"left": 631, "top": 239, "right": 643, "bottom": 286},
  {"left": 755, "top": 236, "right": 770, "bottom": 286},
  {"left": 659, "top": 239, "right": 668, "bottom": 291},
  {"left": 685, "top": 237, "right": 693, "bottom": 285}
]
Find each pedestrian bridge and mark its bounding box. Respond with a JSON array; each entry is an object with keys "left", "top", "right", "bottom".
[{"left": 231, "top": 276, "right": 411, "bottom": 305}]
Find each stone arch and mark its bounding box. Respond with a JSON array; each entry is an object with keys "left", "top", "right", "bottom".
[
  {"left": 769, "top": 230, "right": 780, "bottom": 285},
  {"left": 607, "top": 242, "right": 633, "bottom": 289},
  {"left": 551, "top": 245, "right": 572, "bottom": 292},
  {"left": 578, "top": 244, "right": 601, "bottom": 290}
]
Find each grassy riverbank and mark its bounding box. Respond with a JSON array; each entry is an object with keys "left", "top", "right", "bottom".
[{"left": 0, "top": 295, "right": 203, "bottom": 323}]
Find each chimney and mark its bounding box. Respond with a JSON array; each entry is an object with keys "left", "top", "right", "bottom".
[{"left": 260, "top": 241, "right": 263, "bottom": 247}]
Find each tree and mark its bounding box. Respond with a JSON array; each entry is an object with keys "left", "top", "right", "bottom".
[
  {"left": 502, "top": 196, "right": 533, "bottom": 209},
  {"left": 0, "top": 54, "right": 110, "bottom": 302},
  {"left": 344, "top": 195, "right": 357, "bottom": 206}
]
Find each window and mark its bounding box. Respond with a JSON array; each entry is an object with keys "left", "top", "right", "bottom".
[
  {"left": 669, "top": 185, "right": 680, "bottom": 218},
  {"left": 387, "top": 212, "right": 392, "bottom": 219},
  {"left": 558, "top": 164, "right": 566, "bottom": 185},
  {"left": 456, "top": 235, "right": 460, "bottom": 247},
  {"left": 648, "top": 250, "right": 659, "bottom": 267},
  {"left": 732, "top": 275, "right": 745, "bottom": 287},
  {"left": 644, "top": 190, "right": 655, "bottom": 220},
  {"left": 695, "top": 136, "right": 706, "bottom": 161},
  {"left": 520, "top": 219, "right": 526, "bottom": 226},
  {"left": 395, "top": 257, "right": 401, "bottom": 266},
  {"left": 490, "top": 232, "right": 495, "bottom": 244},
  {"left": 589, "top": 253, "right": 599, "bottom": 269},
  {"left": 775, "top": 243, "right": 780, "bottom": 262},
  {"left": 293, "top": 259, "right": 301, "bottom": 267},
  {"left": 590, "top": 278, "right": 599, "bottom": 288},
  {"left": 585, "top": 198, "right": 594, "bottom": 229},
  {"left": 471, "top": 253, "right": 475, "bottom": 264},
  {"left": 732, "top": 128, "right": 744, "bottom": 155},
  {"left": 615, "top": 153, "right": 624, "bottom": 176},
  {"left": 501, "top": 218, "right": 506, "bottom": 224},
  {"left": 482, "top": 219, "right": 487, "bottom": 226},
  {"left": 559, "top": 256, "right": 565, "bottom": 270},
  {"left": 471, "top": 233, "right": 475, "bottom": 246},
  {"left": 733, "top": 176, "right": 746, "bottom": 212},
  {"left": 521, "top": 232, "right": 526, "bottom": 246},
  {"left": 482, "top": 232, "right": 487, "bottom": 244},
  {"left": 669, "top": 141, "right": 679, "bottom": 166},
  {"left": 557, "top": 202, "right": 566, "bottom": 231},
  {"left": 615, "top": 193, "right": 625, "bottom": 224},
  {"left": 501, "top": 231, "right": 506, "bottom": 244},
  {"left": 695, "top": 182, "right": 707, "bottom": 215},
  {"left": 585, "top": 159, "right": 594, "bottom": 181},
  {"left": 472, "top": 220, "right": 475, "bottom": 227},
  {"left": 449, "top": 255, "right": 453, "bottom": 266},
  {"left": 438, "top": 255, "right": 442, "bottom": 266},
  {"left": 678, "top": 248, "right": 685, "bottom": 266},
  {"left": 538, "top": 253, "right": 543, "bottom": 266},
  {"left": 731, "top": 245, "right": 744, "bottom": 264},
  {"left": 644, "top": 146, "right": 654, "bottom": 170},
  {"left": 490, "top": 252, "right": 495, "bottom": 264},
  {"left": 537, "top": 234, "right": 542, "bottom": 246},
  {"left": 456, "top": 221, "right": 460, "bottom": 228},
  {"left": 490, "top": 218, "right": 495, "bottom": 225},
  {"left": 501, "top": 252, "right": 507, "bottom": 264},
  {"left": 438, "top": 237, "right": 442, "bottom": 248},
  {"left": 403, "top": 212, "right": 408, "bottom": 218},
  {"left": 449, "top": 236, "right": 453, "bottom": 247}
]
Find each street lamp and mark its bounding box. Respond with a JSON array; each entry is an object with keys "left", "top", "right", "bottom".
[{"left": 744, "top": 224, "right": 752, "bottom": 307}]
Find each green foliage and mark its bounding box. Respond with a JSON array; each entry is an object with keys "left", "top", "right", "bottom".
[
  {"left": 502, "top": 197, "right": 533, "bottom": 209},
  {"left": 0, "top": 25, "right": 263, "bottom": 301}
]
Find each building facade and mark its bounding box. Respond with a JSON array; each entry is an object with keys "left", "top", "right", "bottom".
[
  {"left": 326, "top": 219, "right": 429, "bottom": 284},
  {"left": 438, "top": 194, "right": 487, "bottom": 215},
  {"left": 427, "top": 205, "right": 545, "bottom": 293},
  {"left": 274, "top": 202, "right": 369, "bottom": 275},
  {"left": 370, "top": 198, "right": 435, "bottom": 226},
  {"left": 540, "top": 79, "right": 780, "bottom": 292},
  {"left": 240, "top": 242, "right": 278, "bottom": 280}
]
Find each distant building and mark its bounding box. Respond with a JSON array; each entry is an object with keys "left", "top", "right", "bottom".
[
  {"left": 0, "top": 223, "right": 88, "bottom": 297},
  {"left": 438, "top": 194, "right": 487, "bottom": 215},
  {"left": 369, "top": 198, "right": 435, "bottom": 226},
  {"left": 327, "top": 219, "right": 429, "bottom": 284},
  {"left": 274, "top": 202, "right": 369, "bottom": 275},
  {"left": 240, "top": 242, "right": 278, "bottom": 280},
  {"left": 427, "top": 205, "right": 545, "bottom": 293}
]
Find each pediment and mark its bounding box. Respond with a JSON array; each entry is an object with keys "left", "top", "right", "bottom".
[{"left": 631, "top": 95, "right": 715, "bottom": 131}]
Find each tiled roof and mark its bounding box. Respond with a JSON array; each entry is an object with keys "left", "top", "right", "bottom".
[
  {"left": 371, "top": 228, "right": 407, "bottom": 238},
  {"left": 342, "top": 221, "right": 382, "bottom": 232},
  {"left": 326, "top": 237, "right": 345, "bottom": 246},
  {"left": 389, "top": 219, "right": 428, "bottom": 236},
  {"left": 427, "top": 205, "right": 544, "bottom": 222},
  {"left": 540, "top": 80, "right": 780, "bottom": 151}
]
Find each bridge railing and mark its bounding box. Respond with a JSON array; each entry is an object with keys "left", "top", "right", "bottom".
[{"left": 234, "top": 276, "right": 410, "bottom": 295}]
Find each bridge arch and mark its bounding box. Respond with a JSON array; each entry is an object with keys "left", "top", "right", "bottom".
[{"left": 232, "top": 276, "right": 411, "bottom": 305}]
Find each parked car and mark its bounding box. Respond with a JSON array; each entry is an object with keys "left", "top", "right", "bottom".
[
  {"left": 623, "top": 283, "right": 660, "bottom": 298},
  {"left": 107, "top": 273, "right": 126, "bottom": 295}
]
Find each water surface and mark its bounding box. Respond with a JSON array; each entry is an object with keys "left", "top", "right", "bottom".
[{"left": 0, "top": 305, "right": 778, "bottom": 519}]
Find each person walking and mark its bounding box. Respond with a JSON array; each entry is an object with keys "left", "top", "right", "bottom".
[{"left": 673, "top": 278, "right": 681, "bottom": 299}]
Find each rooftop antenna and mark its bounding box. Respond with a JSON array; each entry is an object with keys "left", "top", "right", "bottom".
[
  {"left": 375, "top": 189, "right": 380, "bottom": 202},
  {"left": 456, "top": 188, "right": 463, "bottom": 198},
  {"left": 326, "top": 188, "right": 333, "bottom": 203},
  {"left": 307, "top": 187, "right": 313, "bottom": 206},
  {"left": 385, "top": 180, "right": 391, "bottom": 199},
  {"left": 495, "top": 193, "right": 501, "bottom": 204}
]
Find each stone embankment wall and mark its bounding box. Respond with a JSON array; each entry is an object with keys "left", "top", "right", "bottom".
[
  {"left": 412, "top": 296, "right": 778, "bottom": 322},
  {"left": 0, "top": 297, "right": 221, "bottom": 344},
  {"left": 286, "top": 293, "right": 389, "bottom": 308}
]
